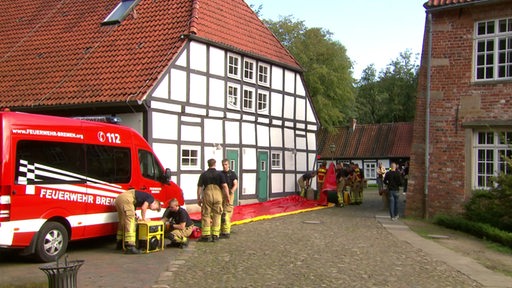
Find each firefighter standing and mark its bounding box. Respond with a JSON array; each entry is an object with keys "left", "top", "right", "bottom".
[
  {"left": 316, "top": 163, "right": 327, "bottom": 197},
  {"left": 220, "top": 159, "right": 238, "bottom": 239},
  {"left": 114, "top": 189, "right": 161, "bottom": 254},
  {"left": 350, "top": 163, "right": 364, "bottom": 204},
  {"left": 197, "top": 158, "right": 230, "bottom": 242}
]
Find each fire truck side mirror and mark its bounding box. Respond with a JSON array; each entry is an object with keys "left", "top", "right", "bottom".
[{"left": 163, "top": 168, "right": 172, "bottom": 183}]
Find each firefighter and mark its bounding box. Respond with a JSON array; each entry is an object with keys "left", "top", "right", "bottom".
[
  {"left": 351, "top": 163, "right": 364, "bottom": 204},
  {"left": 220, "top": 159, "right": 238, "bottom": 239},
  {"left": 114, "top": 189, "right": 161, "bottom": 254},
  {"left": 297, "top": 171, "right": 316, "bottom": 197},
  {"left": 316, "top": 163, "right": 327, "bottom": 196},
  {"left": 197, "top": 158, "right": 230, "bottom": 242},
  {"left": 161, "top": 198, "right": 194, "bottom": 248}
]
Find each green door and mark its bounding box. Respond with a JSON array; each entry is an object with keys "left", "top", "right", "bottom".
[
  {"left": 226, "top": 149, "right": 239, "bottom": 206},
  {"left": 257, "top": 151, "right": 269, "bottom": 202}
]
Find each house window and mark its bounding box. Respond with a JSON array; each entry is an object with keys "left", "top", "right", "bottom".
[
  {"left": 474, "top": 130, "right": 512, "bottom": 188},
  {"left": 257, "top": 90, "right": 268, "bottom": 113},
  {"left": 227, "top": 83, "right": 240, "bottom": 109},
  {"left": 364, "top": 162, "right": 377, "bottom": 180},
  {"left": 243, "top": 59, "right": 256, "bottom": 82},
  {"left": 181, "top": 148, "right": 199, "bottom": 168},
  {"left": 475, "top": 18, "right": 512, "bottom": 81},
  {"left": 242, "top": 88, "right": 254, "bottom": 112},
  {"left": 101, "top": 0, "right": 141, "bottom": 26},
  {"left": 228, "top": 53, "right": 241, "bottom": 79},
  {"left": 271, "top": 152, "right": 282, "bottom": 169},
  {"left": 258, "top": 63, "right": 270, "bottom": 86}
]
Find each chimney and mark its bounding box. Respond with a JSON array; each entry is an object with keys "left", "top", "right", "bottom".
[{"left": 351, "top": 118, "right": 357, "bottom": 131}]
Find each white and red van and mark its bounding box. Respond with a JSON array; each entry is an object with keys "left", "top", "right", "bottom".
[{"left": 0, "top": 111, "right": 184, "bottom": 262}]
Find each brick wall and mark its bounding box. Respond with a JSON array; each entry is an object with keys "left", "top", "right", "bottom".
[{"left": 407, "top": 3, "right": 512, "bottom": 218}]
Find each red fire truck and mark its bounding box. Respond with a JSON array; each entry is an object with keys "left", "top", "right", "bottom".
[{"left": 0, "top": 111, "right": 184, "bottom": 262}]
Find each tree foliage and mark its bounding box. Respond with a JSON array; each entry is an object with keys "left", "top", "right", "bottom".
[
  {"left": 356, "top": 50, "right": 419, "bottom": 123},
  {"left": 264, "top": 16, "right": 355, "bottom": 130}
]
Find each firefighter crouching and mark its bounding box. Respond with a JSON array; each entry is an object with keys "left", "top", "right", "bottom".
[
  {"left": 115, "top": 189, "right": 161, "bottom": 254},
  {"left": 161, "top": 198, "right": 194, "bottom": 248}
]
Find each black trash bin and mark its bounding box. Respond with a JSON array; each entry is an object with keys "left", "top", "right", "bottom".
[{"left": 39, "top": 255, "right": 84, "bottom": 288}]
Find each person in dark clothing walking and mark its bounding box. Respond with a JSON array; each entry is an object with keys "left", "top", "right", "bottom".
[{"left": 383, "top": 162, "right": 402, "bottom": 220}]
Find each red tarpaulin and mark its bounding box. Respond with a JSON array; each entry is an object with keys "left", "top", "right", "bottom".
[
  {"left": 189, "top": 195, "right": 330, "bottom": 225},
  {"left": 318, "top": 162, "right": 337, "bottom": 205}
]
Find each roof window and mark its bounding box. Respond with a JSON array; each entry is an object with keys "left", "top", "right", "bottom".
[{"left": 101, "top": 0, "right": 141, "bottom": 26}]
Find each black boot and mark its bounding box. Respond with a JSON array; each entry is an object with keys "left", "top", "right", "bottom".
[
  {"left": 115, "top": 241, "right": 123, "bottom": 250},
  {"left": 124, "top": 245, "right": 141, "bottom": 254}
]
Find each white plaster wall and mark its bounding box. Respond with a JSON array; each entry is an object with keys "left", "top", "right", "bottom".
[
  {"left": 175, "top": 49, "right": 187, "bottom": 67},
  {"left": 256, "top": 124, "right": 269, "bottom": 147},
  {"left": 295, "top": 97, "right": 305, "bottom": 121},
  {"left": 283, "top": 95, "right": 295, "bottom": 119},
  {"left": 225, "top": 121, "right": 240, "bottom": 144},
  {"left": 209, "top": 78, "right": 225, "bottom": 108},
  {"left": 152, "top": 142, "right": 178, "bottom": 172},
  {"left": 242, "top": 173, "right": 256, "bottom": 195},
  {"left": 152, "top": 112, "right": 178, "bottom": 140},
  {"left": 170, "top": 69, "right": 187, "bottom": 102},
  {"left": 243, "top": 148, "right": 257, "bottom": 170},
  {"left": 180, "top": 174, "right": 199, "bottom": 200},
  {"left": 204, "top": 119, "right": 224, "bottom": 146},
  {"left": 271, "top": 173, "right": 284, "bottom": 194},
  {"left": 286, "top": 173, "right": 297, "bottom": 194},
  {"left": 284, "top": 70, "right": 295, "bottom": 93},
  {"left": 241, "top": 122, "right": 256, "bottom": 145},
  {"left": 306, "top": 100, "right": 316, "bottom": 124},
  {"left": 190, "top": 41, "right": 207, "bottom": 72},
  {"left": 283, "top": 128, "right": 295, "bottom": 149},
  {"left": 189, "top": 73, "right": 207, "bottom": 105},
  {"left": 117, "top": 112, "right": 143, "bottom": 136},
  {"left": 296, "top": 74, "right": 306, "bottom": 96},
  {"left": 295, "top": 136, "right": 307, "bottom": 151},
  {"left": 271, "top": 66, "right": 283, "bottom": 91},
  {"left": 209, "top": 46, "right": 225, "bottom": 76},
  {"left": 270, "top": 92, "right": 283, "bottom": 118},
  {"left": 270, "top": 127, "right": 282, "bottom": 148},
  {"left": 307, "top": 132, "right": 317, "bottom": 151},
  {"left": 180, "top": 125, "right": 201, "bottom": 142},
  {"left": 152, "top": 74, "right": 169, "bottom": 99}
]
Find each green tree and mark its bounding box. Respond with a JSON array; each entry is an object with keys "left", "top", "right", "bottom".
[
  {"left": 356, "top": 50, "right": 419, "bottom": 123},
  {"left": 264, "top": 16, "right": 355, "bottom": 130}
]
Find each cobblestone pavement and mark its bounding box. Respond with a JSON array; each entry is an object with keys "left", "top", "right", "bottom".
[{"left": 151, "top": 190, "right": 510, "bottom": 288}]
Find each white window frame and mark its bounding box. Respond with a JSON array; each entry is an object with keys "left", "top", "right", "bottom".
[
  {"left": 227, "top": 53, "right": 241, "bottom": 79},
  {"left": 257, "top": 90, "right": 269, "bottom": 114},
  {"left": 474, "top": 18, "right": 512, "bottom": 81},
  {"left": 243, "top": 58, "right": 256, "bottom": 83},
  {"left": 473, "top": 130, "right": 512, "bottom": 189},
  {"left": 180, "top": 146, "right": 200, "bottom": 170},
  {"left": 227, "top": 83, "right": 240, "bottom": 110},
  {"left": 257, "top": 63, "right": 270, "bottom": 86},
  {"left": 271, "top": 152, "right": 282, "bottom": 169},
  {"left": 242, "top": 87, "right": 255, "bottom": 113},
  {"left": 364, "top": 162, "right": 377, "bottom": 180}
]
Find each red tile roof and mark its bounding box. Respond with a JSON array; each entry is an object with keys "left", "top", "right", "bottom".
[
  {"left": 425, "top": 0, "right": 480, "bottom": 8},
  {"left": 317, "top": 122, "right": 413, "bottom": 159},
  {"left": 0, "top": 0, "right": 300, "bottom": 109}
]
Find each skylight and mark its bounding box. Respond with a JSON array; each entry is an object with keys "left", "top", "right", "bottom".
[{"left": 101, "top": 0, "right": 141, "bottom": 26}]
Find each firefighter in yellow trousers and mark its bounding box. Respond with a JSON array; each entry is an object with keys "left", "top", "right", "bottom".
[
  {"left": 114, "top": 189, "right": 161, "bottom": 254},
  {"left": 221, "top": 159, "right": 238, "bottom": 239},
  {"left": 197, "top": 159, "right": 230, "bottom": 242},
  {"left": 350, "top": 163, "right": 364, "bottom": 204}
]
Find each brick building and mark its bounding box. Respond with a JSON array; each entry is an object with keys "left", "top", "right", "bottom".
[{"left": 407, "top": 0, "right": 512, "bottom": 218}]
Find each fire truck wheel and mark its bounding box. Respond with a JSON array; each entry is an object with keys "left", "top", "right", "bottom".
[{"left": 34, "top": 222, "right": 69, "bottom": 263}]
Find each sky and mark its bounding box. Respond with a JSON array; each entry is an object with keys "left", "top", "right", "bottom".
[{"left": 244, "top": 0, "right": 427, "bottom": 79}]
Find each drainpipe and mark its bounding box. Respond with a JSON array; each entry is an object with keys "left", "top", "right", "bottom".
[{"left": 424, "top": 11, "right": 432, "bottom": 219}]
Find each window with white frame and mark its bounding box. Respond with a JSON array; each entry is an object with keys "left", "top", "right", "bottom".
[
  {"left": 475, "top": 18, "right": 512, "bottom": 81},
  {"left": 227, "top": 83, "right": 240, "bottom": 109},
  {"left": 271, "top": 152, "right": 282, "bottom": 169},
  {"left": 258, "top": 63, "right": 270, "bottom": 86},
  {"left": 181, "top": 147, "right": 199, "bottom": 169},
  {"left": 474, "top": 130, "right": 512, "bottom": 188},
  {"left": 364, "top": 162, "right": 377, "bottom": 180},
  {"left": 243, "top": 59, "right": 256, "bottom": 82},
  {"left": 242, "top": 87, "right": 254, "bottom": 112},
  {"left": 228, "top": 53, "right": 241, "bottom": 79},
  {"left": 257, "top": 90, "right": 268, "bottom": 113}
]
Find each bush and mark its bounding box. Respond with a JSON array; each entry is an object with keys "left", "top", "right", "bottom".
[
  {"left": 464, "top": 167, "right": 512, "bottom": 232},
  {"left": 433, "top": 214, "right": 512, "bottom": 249}
]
